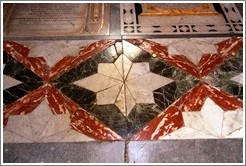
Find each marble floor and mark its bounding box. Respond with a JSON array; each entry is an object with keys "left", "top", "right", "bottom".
[{"left": 3, "top": 37, "right": 243, "bottom": 143}]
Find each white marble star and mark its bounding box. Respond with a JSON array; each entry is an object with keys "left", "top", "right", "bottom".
[
  {"left": 73, "top": 54, "right": 174, "bottom": 116},
  {"left": 181, "top": 98, "right": 243, "bottom": 138}
]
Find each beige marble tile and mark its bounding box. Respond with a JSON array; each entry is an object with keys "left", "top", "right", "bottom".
[
  {"left": 3, "top": 75, "right": 23, "bottom": 90},
  {"left": 125, "top": 86, "right": 136, "bottom": 115},
  {"left": 193, "top": 42, "right": 217, "bottom": 55},
  {"left": 230, "top": 73, "right": 243, "bottom": 85},
  {"left": 17, "top": 40, "right": 99, "bottom": 67},
  {"left": 97, "top": 83, "right": 123, "bottom": 105},
  {"left": 168, "top": 39, "right": 204, "bottom": 65},
  {"left": 60, "top": 129, "right": 95, "bottom": 142},
  {"left": 29, "top": 100, "right": 53, "bottom": 140},
  {"left": 115, "top": 84, "right": 126, "bottom": 115},
  {"left": 73, "top": 73, "right": 122, "bottom": 92},
  {"left": 3, "top": 130, "right": 33, "bottom": 143},
  {"left": 98, "top": 63, "right": 122, "bottom": 80},
  {"left": 40, "top": 114, "right": 71, "bottom": 139},
  {"left": 4, "top": 115, "right": 33, "bottom": 141},
  {"left": 160, "top": 126, "right": 216, "bottom": 140},
  {"left": 222, "top": 109, "right": 243, "bottom": 137},
  {"left": 126, "top": 63, "right": 150, "bottom": 80},
  {"left": 123, "top": 55, "right": 133, "bottom": 79},
  {"left": 190, "top": 37, "right": 229, "bottom": 45},
  {"left": 114, "top": 54, "right": 124, "bottom": 78},
  {"left": 126, "top": 72, "right": 173, "bottom": 103}
]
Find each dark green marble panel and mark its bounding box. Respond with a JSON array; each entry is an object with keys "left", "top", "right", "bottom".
[{"left": 127, "top": 103, "right": 163, "bottom": 138}]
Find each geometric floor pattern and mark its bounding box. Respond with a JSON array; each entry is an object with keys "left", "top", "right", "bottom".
[{"left": 3, "top": 37, "right": 243, "bottom": 142}]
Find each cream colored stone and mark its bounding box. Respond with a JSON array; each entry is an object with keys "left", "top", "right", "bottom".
[
  {"left": 73, "top": 73, "right": 122, "bottom": 92},
  {"left": 127, "top": 63, "right": 150, "bottom": 80},
  {"left": 123, "top": 55, "right": 133, "bottom": 79},
  {"left": 97, "top": 84, "right": 123, "bottom": 105},
  {"left": 114, "top": 54, "right": 124, "bottom": 78},
  {"left": 115, "top": 84, "right": 126, "bottom": 115},
  {"left": 98, "top": 63, "right": 122, "bottom": 80}
]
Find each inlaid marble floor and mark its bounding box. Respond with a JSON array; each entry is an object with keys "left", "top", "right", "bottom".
[{"left": 2, "top": 37, "right": 243, "bottom": 142}]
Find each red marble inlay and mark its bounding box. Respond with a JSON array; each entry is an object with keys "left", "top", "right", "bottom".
[
  {"left": 126, "top": 39, "right": 200, "bottom": 78},
  {"left": 3, "top": 41, "right": 50, "bottom": 81},
  {"left": 205, "top": 84, "right": 243, "bottom": 110},
  {"left": 45, "top": 84, "right": 78, "bottom": 114},
  {"left": 199, "top": 54, "right": 224, "bottom": 77},
  {"left": 3, "top": 118, "right": 8, "bottom": 128},
  {"left": 3, "top": 85, "right": 46, "bottom": 120},
  {"left": 3, "top": 41, "right": 29, "bottom": 57},
  {"left": 217, "top": 37, "right": 243, "bottom": 58},
  {"left": 175, "top": 82, "right": 208, "bottom": 112},
  {"left": 131, "top": 106, "right": 184, "bottom": 140},
  {"left": 165, "top": 55, "right": 200, "bottom": 78},
  {"left": 49, "top": 40, "right": 116, "bottom": 81},
  {"left": 49, "top": 56, "right": 76, "bottom": 81},
  {"left": 26, "top": 57, "right": 50, "bottom": 81},
  {"left": 71, "top": 109, "right": 123, "bottom": 141}
]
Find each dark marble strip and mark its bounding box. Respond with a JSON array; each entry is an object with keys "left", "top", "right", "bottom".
[
  {"left": 127, "top": 103, "right": 163, "bottom": 138},
  {"left": 3, "top": 52, "right": 43, "bottom": 84},
  {"left": 204, "top": 48, "right": 243, "bottom": 99},
  {"left": 54, "top": 83, "right": 96, "bottom": 111},
  {"left": 3, "top": 83, "right": 43, "bottom": 105},
  {"left": 54, "top": 44, "right": 120, "bottom": 84},
  {"left": 90, "top": 105, "right": 128, "bottom": 138}
]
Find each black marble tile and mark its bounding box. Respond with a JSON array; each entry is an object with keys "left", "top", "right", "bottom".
[
  {"left": 3, "top": 52, "right": 44, "bottom": 105},
  {"left": 127, "top": 103, "right": 163, "bottom": 138},
  {"left": 90, "top": 105, "right": 128, "bottom": 138},
  {"left": 55, "top": 83, "right": 96, "bottom": 110},
  {"left": 3, "top": 83, "right": 43, "bottom": 105},
  {"left": 153, "top": 82, "right": 177, "bottom": 110},
  {"left": 205, "top": 48, "right": 243, "bottom": 99},
  {"left": 3, "top": 53, "right": 43, "bottom": 84}
]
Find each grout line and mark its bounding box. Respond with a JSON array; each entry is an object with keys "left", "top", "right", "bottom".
[{"left": 124, "top": 140, "right": 129, "bottom": 163}]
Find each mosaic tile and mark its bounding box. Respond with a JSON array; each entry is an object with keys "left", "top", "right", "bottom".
[{"left": 3, "top": 37, "right": 243, "bottom": 142}]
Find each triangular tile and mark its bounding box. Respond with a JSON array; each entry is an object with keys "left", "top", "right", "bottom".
[{"left": 3, "top": 75, "right": 23, "bottom": 90}]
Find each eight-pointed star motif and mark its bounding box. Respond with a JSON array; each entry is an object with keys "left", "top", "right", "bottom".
[{"left": 73, "top": 54, "right": 174, "bottom": 116}]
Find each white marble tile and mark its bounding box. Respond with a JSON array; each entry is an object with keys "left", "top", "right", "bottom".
[
  {"left": 224, "top": 128, "right": 243, "bottom": 138},
  {"left": 39, "top": 114, "right": 71, "bottom": 139},
  {"left": 73, "top": 73, "right": 122, "bottom": 92},
  {"left": 97, "top": 83, "right": 123, "bottom": 105},
  {"left": 222, "top": 109, "right": 243, "bottom": 137},
  {"left": 115, "top": 84, "right": 126, "bottom": 115},
  {"left": 168, "top": 39, "right": 204, "bottom": 65},
  {"left": 183, "top": 98, "right": 225, "bottom": 137},
  {"left": 126, "top": 85, "right": 154, "bottom": 104},
  {"left": 230, "top": 73, "right": 243, "bottom": 85},
  {"left": 3, "top": 75, "right": 23, "bottom": 90},
  {"left": 125, "top": 86, "right": 136, "bottom": 115},
  {"left": 160, "top": 126, "right": 216, "bottom": 140},
  {"left": 98, "top": 63, "right": 122, "bottom": 80},
  {"left": 114, "top": 54, "right": 123, "bottom": 78},
  {"left": 29, "top": 100, "right": 53, "bottom": 140},
  {"left": 200, "top": 98, "right": 224, "bottom": 137},
  {"left": 3, "top": 130, "right": 32, "bottom": 143},
  {"left": 126, "top": 62, "right": 150, "bottom": 80},
  {"left": 123, "top": 55, "right": 132, "bottom": 79},
  {"left": 4, "top": 115, "right": 33, "bottom": 141}
]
